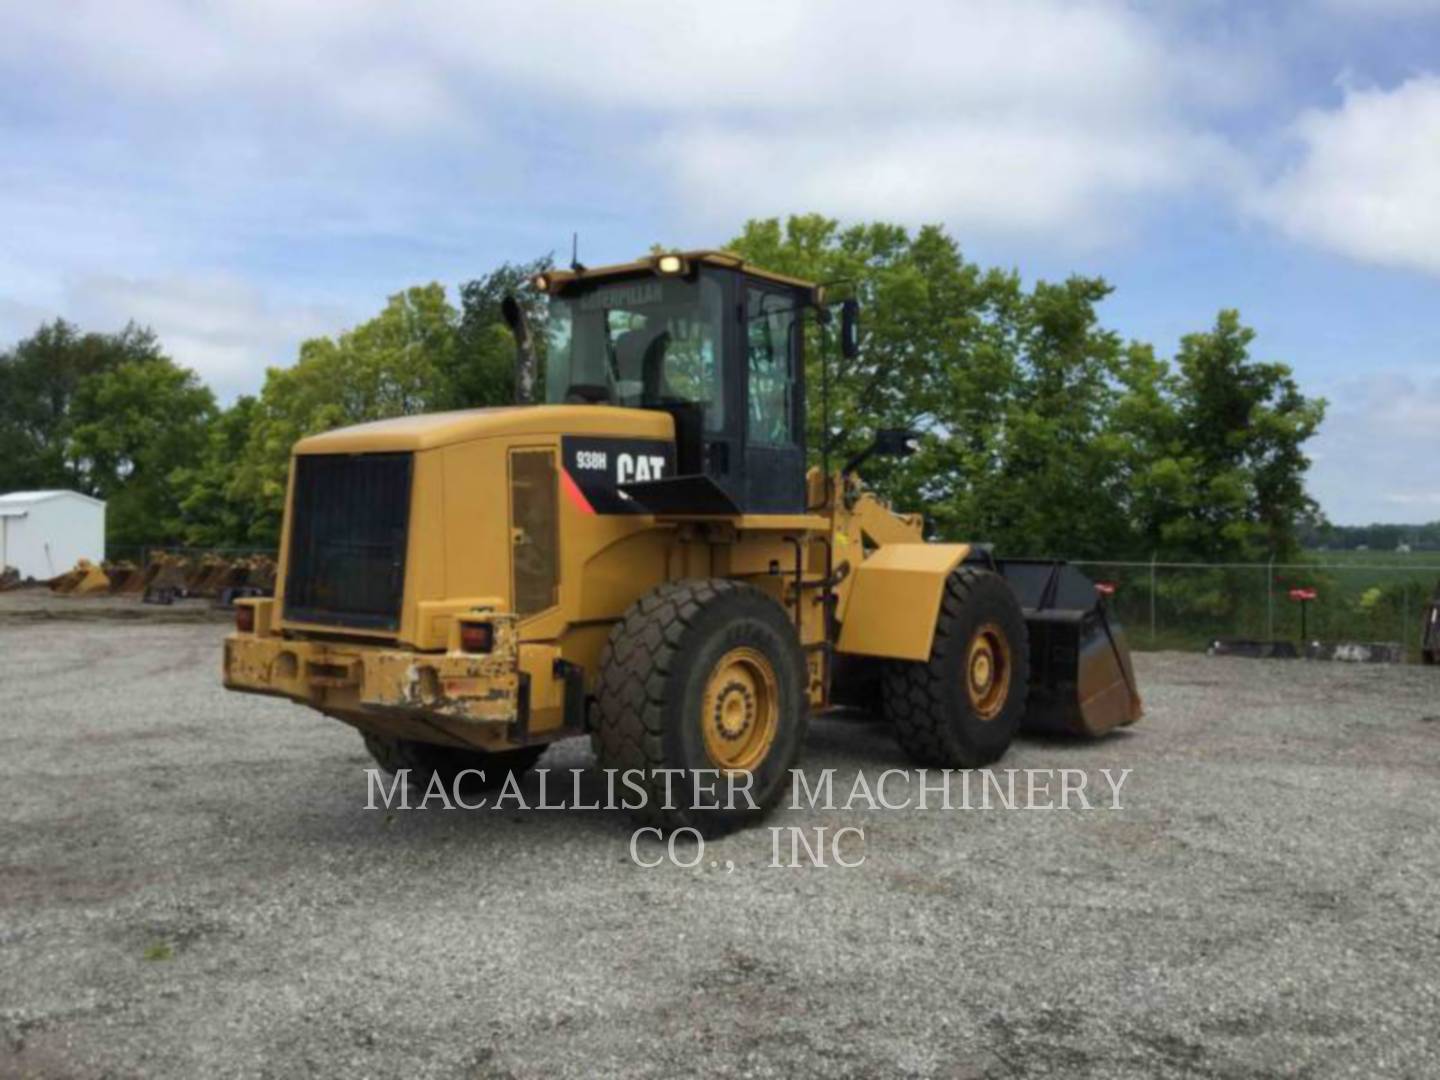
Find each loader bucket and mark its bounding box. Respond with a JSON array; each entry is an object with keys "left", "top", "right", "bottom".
[
  {"left": 184, "top": 557, "right": 215, "bottom": 594},
  {"left": 105, "top": 561, "right": 137, "bottom": 593},
  {"left": 246, "top": 556, "right": 277, "bottom": 594},
  {"left": 122, "top": 553, "right": 166, "bottom": 595},
  {"left": 219, "top": 560, "right": 250, "bottom": 592},
  {"left": 51, "top": 558, "right": 110, "bottom": 596},
  {"left": 996, "top": 560, "right": 1142, "bottom": 737},
  {"left": 143, "top": 555, "right": 191, "bottom": 603},
  {"left": 190, "top": 556, "right": 234, "bottom": 598}
]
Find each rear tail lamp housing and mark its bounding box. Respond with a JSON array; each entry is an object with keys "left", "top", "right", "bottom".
[
  {"left": 459, "top": 621, "right": 494, "bottom": 654},
  {"left": 235, "top": 604, "right": 255, "bottom": 634}
]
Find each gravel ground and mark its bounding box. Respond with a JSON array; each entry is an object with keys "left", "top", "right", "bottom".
[{"left": 2, "top": 591, "right": 1438, "bottom": 1079}]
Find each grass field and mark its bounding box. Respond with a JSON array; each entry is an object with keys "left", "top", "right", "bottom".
[
  {"left": 1074, "top": 551, "right": 1440, "bottom": 657},
  {"left": 1303, "top": 548, "right": 1440, "bottom": 588}
]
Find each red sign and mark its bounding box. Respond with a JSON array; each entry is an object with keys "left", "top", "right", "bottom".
[
  {"left": 1095, "top": 581, "right": 1117, "bottom": 596},
  {"left": 1289, "top": 587, "right": 1317, "bottom": 602}
]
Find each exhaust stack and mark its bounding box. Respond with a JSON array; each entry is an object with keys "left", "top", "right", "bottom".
[{"left": 501, "top": 295, "right": 538, "bottom": 404}]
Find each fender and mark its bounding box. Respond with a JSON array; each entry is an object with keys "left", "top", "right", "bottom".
[{"left": 835, "top": 543, "right": 971, "bottom": 661}]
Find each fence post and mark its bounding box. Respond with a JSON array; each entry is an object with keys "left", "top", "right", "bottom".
[
  {"left": 1149, "top": 552, "right": 1157, "bottom": 646},
  {"left": 1403, "top": 584, "right": 1410, "bottom": 663},
  {"left": 1266, "top": 555, "right": 1274, "bottom": 642}
]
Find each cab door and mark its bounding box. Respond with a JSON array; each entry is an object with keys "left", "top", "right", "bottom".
[{"left": 742, "top": 282, "right": 806, "bottom": 513}]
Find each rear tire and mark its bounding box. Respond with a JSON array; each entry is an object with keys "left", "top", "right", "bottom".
[
  {"left": 883, "top": 567, "right": 1030, "bottom": 768},
  {"left": 362, "top": 734, "right": 545, "bottom": 791},
  {"left": 591, "top": 579, "right": 807, "bottom": 836}
]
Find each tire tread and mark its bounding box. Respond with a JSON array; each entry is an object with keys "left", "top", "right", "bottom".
[{"left": 882, "top": 567, "right": 1029, "bottom": 767}]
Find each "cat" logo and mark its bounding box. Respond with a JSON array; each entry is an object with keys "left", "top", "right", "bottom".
[{"left": 616, "top": 453, "right": 667, "bottom": 483}]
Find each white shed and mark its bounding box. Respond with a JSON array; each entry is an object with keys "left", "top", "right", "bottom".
[{"left": 0, "top": 490, "right": 106, "bottom": 580}]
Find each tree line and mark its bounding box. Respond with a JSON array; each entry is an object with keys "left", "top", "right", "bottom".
[
  {"left": 1296, "top": 522, "right": 1440, "bottom": 552},
  {"left": 0, "top": 215, "right": 1327, "bottom": 564}
]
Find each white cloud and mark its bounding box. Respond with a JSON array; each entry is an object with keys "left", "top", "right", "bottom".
[
  {"left": 1251, "top": 76, "right": 1440, "bottom": 275},
  {"left": 61, "top": 275, "right": 350, "bottom": 401},
  {"left": 1, "top": 1, "right": 1248, "bottom": 245},
  {"left": 1307, "top": 369, "right": 1440, "bottom": 523},
  {"left": 661, "top": 121, "right": 1238, "bottom": 240},
  {"left": 1320, "top": 0, "right": 1440, "bottom": 15},
  {"left": 464, "top": 0, "right": 1248, "bottom": 239},
  {"left": 473, "top": 1, "right": 1170, "bottom": 114},
  {"left": 0, "top": 1, "right": 469, "bottom": 136}
]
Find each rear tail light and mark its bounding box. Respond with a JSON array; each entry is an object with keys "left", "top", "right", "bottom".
[
  {"left": 460, "top": 622, "right": 493, "bottom": 654},
  {"left": 235, "top": 605, "right": 255, "bottom": 633}
]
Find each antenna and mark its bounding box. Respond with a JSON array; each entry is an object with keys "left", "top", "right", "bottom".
[{"left": 570, "top": 232, "right": 585, "bottom": 273}]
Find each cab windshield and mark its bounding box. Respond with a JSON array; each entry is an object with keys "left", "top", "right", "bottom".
[{"left": 544, "top": 272, "right": 725, "bottom": 431}]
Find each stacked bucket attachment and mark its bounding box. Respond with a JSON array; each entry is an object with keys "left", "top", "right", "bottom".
[
  {"left": 996, "top": 559, "right": 1143, "bottom": 737},
  {"left": 185, "top": 555, "right": 230, "bottom": 597},
  {"left": 245, "top": 556, "right": 276, "bottom": 594},
  {"left": 214, "top": 555, "right": 277, "bottom": 608},
  {"left": 143, "top": 555, "right": 193, "bottom": 604},
  {"left": 121, "top": 552, "right": 184, "bottom": 597},
  {"left": 103, "top": 561, "right": 138, "bottom": 593},
  {"left": 142, "top": 552, "right": 277, "bottom": 606},
  {"left": 48, "top": 559, "right": 111, "bottom": 596},
  {"left": 32, "top": 552, "right": 277, "bottom": 605}
]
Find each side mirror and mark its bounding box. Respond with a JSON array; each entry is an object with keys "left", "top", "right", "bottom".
[
  {"left": 841, "top": 427, "right": 922, "bottom": 476},
  {"left": 840, "top": 299, "right": 860, "bottom": 359},
  {"left": 501, "top": 295, "right": 539, "bottom": 404},
  {"left": 873, "top": 428, "right": 920, "bottom": 458}
]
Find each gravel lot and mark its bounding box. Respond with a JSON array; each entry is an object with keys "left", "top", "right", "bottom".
[{"left": 2, "top": 591, "right": 1438, "bottom": 1078}]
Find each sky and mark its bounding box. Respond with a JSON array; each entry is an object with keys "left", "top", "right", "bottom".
[{"left": 2, "top": 0, "right": 1439, "bottom": 524}]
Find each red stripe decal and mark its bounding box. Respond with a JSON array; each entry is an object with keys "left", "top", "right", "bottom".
[{"left": 560, "top": 467, "right": 595, "bottom": 514}]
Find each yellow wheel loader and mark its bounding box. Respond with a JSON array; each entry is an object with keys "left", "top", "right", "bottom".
[{"left": 224, "top": 251, "right": 1141, "bottom": 834}]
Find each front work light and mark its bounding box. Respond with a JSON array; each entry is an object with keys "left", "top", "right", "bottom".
[
  {"left": 530, "top": 272, "right": 551, "bottom": 292},
  {"left": 655, "top": 254, "right": 684, "bottom": 275}
]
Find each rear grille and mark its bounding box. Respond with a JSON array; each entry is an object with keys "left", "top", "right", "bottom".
[{"left": 284, "top": 452, "right": 412, "bottom": 630}]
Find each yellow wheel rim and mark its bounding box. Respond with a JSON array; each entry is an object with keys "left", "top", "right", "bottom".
[
  {"left": 966, "top": 622, "right": 1012, "bottom": 721},
  {"left": 701, "top": 646, "right": 780, "bottom": 771}
]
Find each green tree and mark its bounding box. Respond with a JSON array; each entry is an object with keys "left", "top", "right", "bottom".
[
  {"left": 0, "top": 320, "right": 169, "bottom": 494},
  {"left": 1156, "top": 311, "right": 1326, "bottom": 562},
  {"left": 728, "top": 215, "right": 1137, "bottom": 558},
  {"left": 68, "top": 355, "right": 217, "bottom": 549},
  {"left": 173, "top": 396, "right": 264, "bottom": 547},
  {"left": 727, "top": 214, "right": 1326, "bottom": 564},
  {"left": 442, "top": 257, "right": 553, "bottom": 409},
  {"left": 232, "top": 284, "right": 463, "bottom": 542}
]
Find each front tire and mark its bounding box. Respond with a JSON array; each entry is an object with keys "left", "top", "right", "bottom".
[
  {"left": 591, "top": 579, "right": 807, "bottom": 836},
  {"left": 883, "top": 567, "right": 1030, "bottom": 767}
]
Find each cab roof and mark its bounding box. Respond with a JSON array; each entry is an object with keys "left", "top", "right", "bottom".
[{"left": 536, "top": 250, "right": 820, "bottom": 296}]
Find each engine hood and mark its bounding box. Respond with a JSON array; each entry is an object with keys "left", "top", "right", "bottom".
[{"left": 293, "top": 404, "right": 674, "bottom": 454}]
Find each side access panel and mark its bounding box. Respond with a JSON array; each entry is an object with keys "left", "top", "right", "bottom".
[{"left": 835, "top": 543, "right": 970, "bottom": 662}]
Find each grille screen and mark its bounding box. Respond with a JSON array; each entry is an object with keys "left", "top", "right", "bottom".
[
  {"left": 284, "top": 452, "right": 412, "bottom": 630},
  {"left": 510, "top": 449, "right": 559, "bottom": 616}
]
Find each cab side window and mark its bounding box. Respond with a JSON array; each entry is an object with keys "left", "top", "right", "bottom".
[{"left": 746, "top": 288, "right": 796, "bottom": 446}]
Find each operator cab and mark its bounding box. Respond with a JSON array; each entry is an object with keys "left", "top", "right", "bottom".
[{"left": 535, "top": 252, "right": 816, "bottom": 514}]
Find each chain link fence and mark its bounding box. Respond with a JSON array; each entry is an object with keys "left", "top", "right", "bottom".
[
  {"left": 90, "top": 546, "right": 1440, "bottom": 661},
  {"left": 1071, "top": 558, "right": 1440, "bottom": 661}
]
